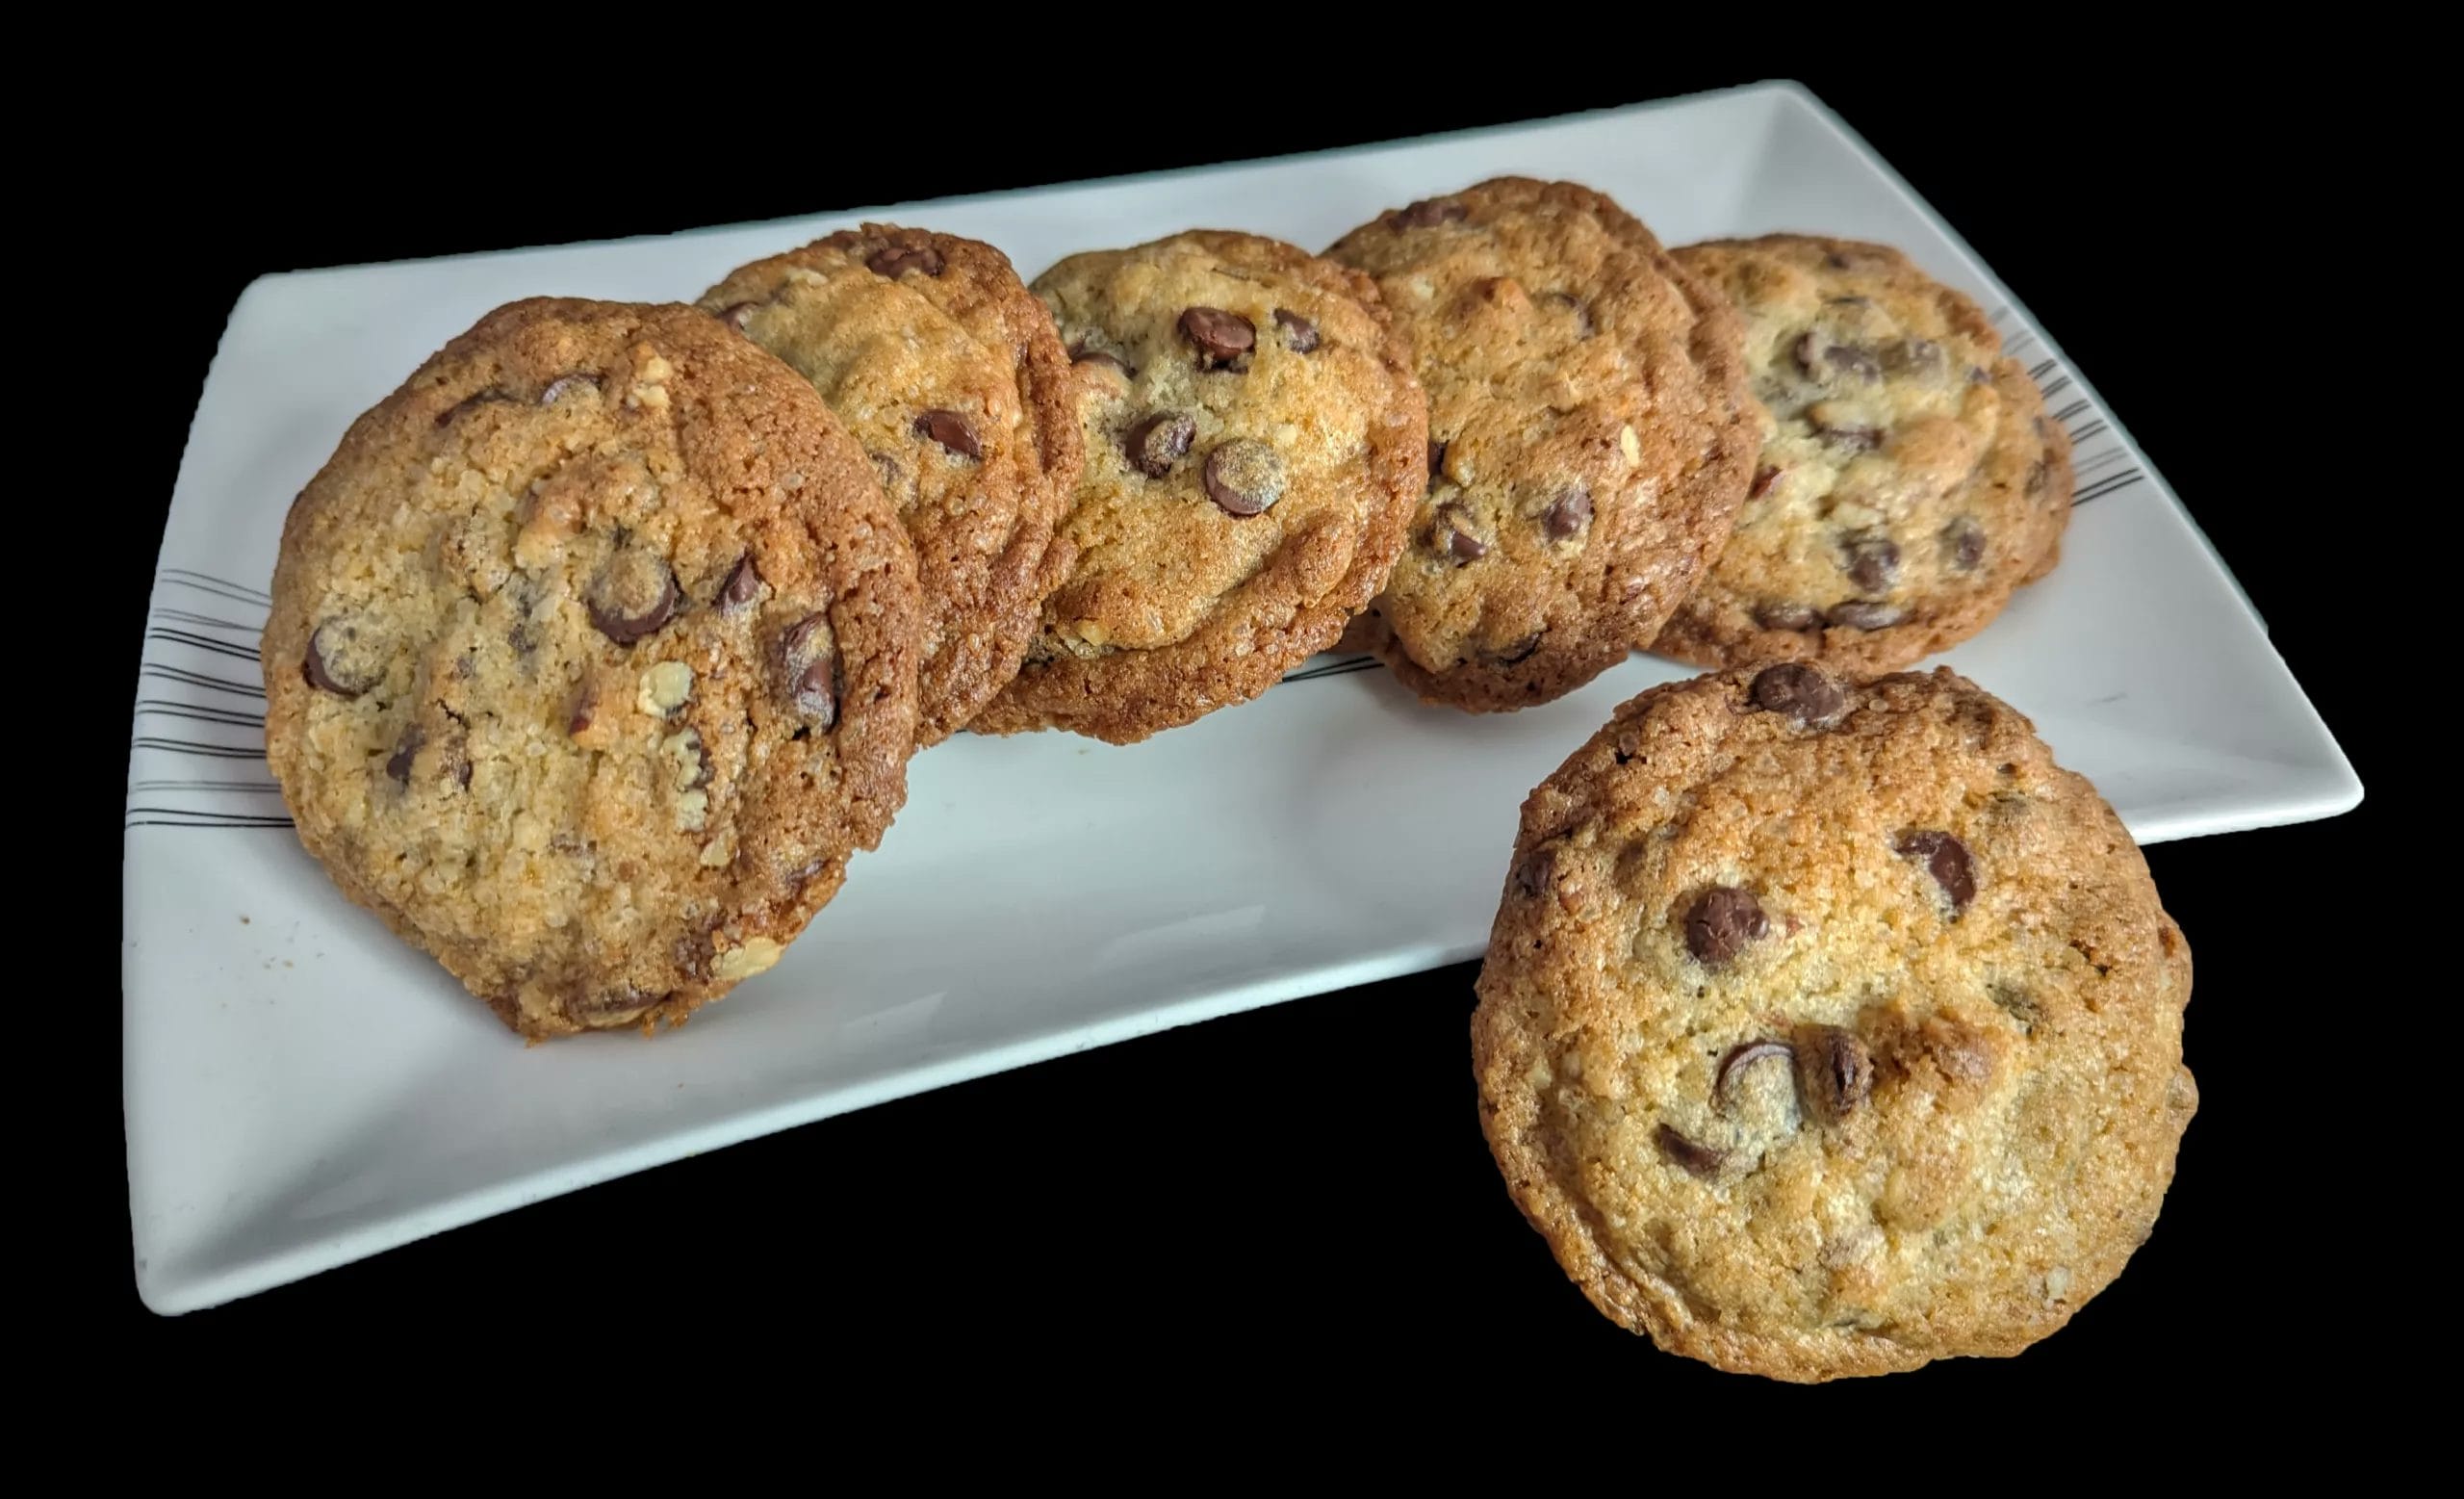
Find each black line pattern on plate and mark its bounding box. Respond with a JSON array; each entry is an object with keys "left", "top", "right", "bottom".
[
  {"left": 1281, "top": 655, "right": 1381, "bottom": 685},
  {"left": 130, "top": 779, "right": 282, "bottom": 793},
  {"left": 161, "top": 566, "right": 271, "bottom": 604},
  {"left": 141, "top": 663, "right": 267, "bottom": 699},
  {"left": 154, "top": 606, "right": 266, "bottom": 636},
  {"left": 137, "top": 699, "right": 267, "bottom": 729},
  {"left": 125, "top": 815, "right": 295, "bottom": 831},
  {"left": 147, "top": 627, "right": 260, "bottom": 663},
  {"left": 2074, "top": 471, "right": 2146, "bottom": 505},
  {"left": 134, "top": 736, "right": 271, "bottom": 760}
]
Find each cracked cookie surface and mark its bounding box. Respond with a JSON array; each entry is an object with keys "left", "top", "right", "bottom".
[
  {"left": 701, "top": 224, "right": 1080, "bottom": 743},
  {"left": 970, "top": 230, "right": 1424, "bottom": 744},
  {"left": 1654, "top": 236, "right": 2072, "bottom": 671},
  {"left": 1327, "top": 178, "right": 1756, "bottom": 711},
  {"left": 264, "top": 298, "right": 920, "bottom": 1039},
  {"left": 1473, "top": 665, "right": 2194, "bottom": 1380}
]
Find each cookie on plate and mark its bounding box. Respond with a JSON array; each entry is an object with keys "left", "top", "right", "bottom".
[
  {"left": 1473, "top": 665, "right": 2194, "bottom": 1381},
  {"left": 1653, "top": 236, "right": 2072, "bottom": 671},
  {"left": 264, "top": 298, "right": 921, "bottom": 1039},
  {"left": 701, "top": 224, "right": 1081, "bottom": 744},
  {"left": 1326, "top": 178, "right": 1757, "bottom": 711},
  {"left": 970, "top": 230, "right": 1424, "bottom": 743}
]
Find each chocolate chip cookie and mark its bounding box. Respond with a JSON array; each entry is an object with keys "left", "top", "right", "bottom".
[
  {"left": 701, "top": 224, "right": 1081, "bottom": 744},
  {"left": 1653, "top": 236, "right": 2072, "bottom": 671},
  {"left": 264, "top": 298, "right": 921, "bottom": 1039},
  {"left": 1327, "top": 178, "right": 1756, "bottom": 711},
  {"left": 1473, "top": 665, "right": 2194, "bottom": 1381},
  {"left": 970, "top": 231, "right": 1424, "bottom": 743}
]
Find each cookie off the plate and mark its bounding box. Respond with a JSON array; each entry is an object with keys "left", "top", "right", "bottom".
[{"left": 1471, "top": 664, "right": 2194, "bottom": 1380}]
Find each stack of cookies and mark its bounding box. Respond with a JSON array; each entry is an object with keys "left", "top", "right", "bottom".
[{"left": 263, "top": 174, "right": 2181, "bottom": 1382}]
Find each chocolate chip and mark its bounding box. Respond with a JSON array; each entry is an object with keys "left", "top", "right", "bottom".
[
  {"left": 1715, "top": 1039, "right": 1795, "bottom": 1110},
  {"left": 1514, "top": 847, "right": 1557, "bottom": 897},
  {"left": 2026, "top": 458, "right": 2051, "bottom": 496},
  {"left": 1942, "top": 517, "right": 1987, "bottom": 571},
  {"left": 1749, "top": 465, "right": 1784, "bottom": 500},
  {"left": 1989, "top": 984, "right": 2041, "bottom": 1034},
  {"left": 1202, "top": 438, "right": 1284, "bottom": 516},
  {"left": 1793, "top": 332, "right": 1879, "bottom": 382},
  {"left": 1684, "top": 887, "right": 1768, "bottom": 965},
  {"left": 301, "top": 623, "right": 378, "bottom": 698},
  {"left": 718, "top": 555, "right": 762, "bottom": 613},
  {"left": 1843, "top": 533, "right": 1901, "bottom": 593},
  {"left": 539, "top": 373, "right": 600, "bottom": 405},
  {"left": 914, "top": 408, "right": 982, "bottom": 460},
  {"left": 1179, "top": 306, "right": 1254, "bottom": 368},
  {"left": 1799, "top": 1026, "right": 1873, "bottom": 1122},
  {"left": 1124, "top": 412, "right": 1195, "bottom": 477},
  {"left": 1968, "top": 364, "right": 1991, "bottom": 384},
  {"left": 1426, "top": 439, "right": 1449, "bottom": 492},
  {"left": 1826, "top": 295, "right": 1873, "bottom": 308},
  {"left": 866, "top": 243, "right": 944, "bottom": 277},
  {"left": 1272, "top": 308, "right": 1320, "bottom": 352},
  {"left": 1069, "top": 346, "right": 1134, "bottom": 377},
  {"left": 783, "top": 614, "right": 838, "bottom": 729},
  {"left": 1490, "top": 633, "right": 1544, "bottom": 665},
  {"left": 1884, "top": 337, "right": 1945, "bottom": 376},
  {"left": 587, "top": 551, "right": 680, "bottom": 645},
  {"left": 1753, "top": 602, "right": 1820, "bottom": 633},
  {"left": 1542, "top": 291, "right": 1595, "bottom": 338},
  {"left": 1825, "top": 601, "right": 1904, "bottom": 630},
  {"left": 434, "top": 388, "right": 515, "bottom": 426},
  {"left": 1544, "top": 485, "right": 1592, "bottom": 540},
  {"left": 714, "top": 301, "right": 760, "bottom": 330},
  {"left": 1749, "top": 662, "right": 1846, "bottom": 725},
  {"left": 1432, "top": 503, "right": 1487, "bottom": 562},
  {"left": 871, "top": 451, "right": 903, "bottom": 491},
  {"left": 1391, "top": 197, "right": 1466, "bottom": 229},
  {"left": 1896, "top": 829, "right": 1976, "bottom": 913},
  {"left": 385, "top": 728, "right": 424, "bottom": 784},
  {"left": 1655, "top": 1124, "right": 1728, "bottom": 1179},
  {"left": 1813, "top": 420, "right": 1885, "bottom": 452},
  {"left": 1824, "top": 250, "right": 1856, "bottom": 270}
]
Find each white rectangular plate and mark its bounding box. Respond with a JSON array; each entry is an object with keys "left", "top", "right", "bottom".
[{"left": 124, "top": 82, "right": 2360, "bottom": 1313}]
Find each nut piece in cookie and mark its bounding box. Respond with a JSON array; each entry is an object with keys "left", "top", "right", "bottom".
[
  {"left": 1326, "top": 177, "right": 1757, "bottom": 711},
  {"left": 1472, "top": 665, "right": 2194, "bottom": 1380},
  {"left": 262, "top": 298, "right": 922, "bottom": 1040},
  {"left": 700, "top": 224, "right": 1082, "bottom": 745},
  {"left": 969, "top": 230, "right": 1426, "bottom": 744},
  {"left": 1654, "top": 235, "right": 2073, "bottom": 673}
]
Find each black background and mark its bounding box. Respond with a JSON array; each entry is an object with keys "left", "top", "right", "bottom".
[{"left": 88, "top": 67, "right": 2388, "bottom": 1402}]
